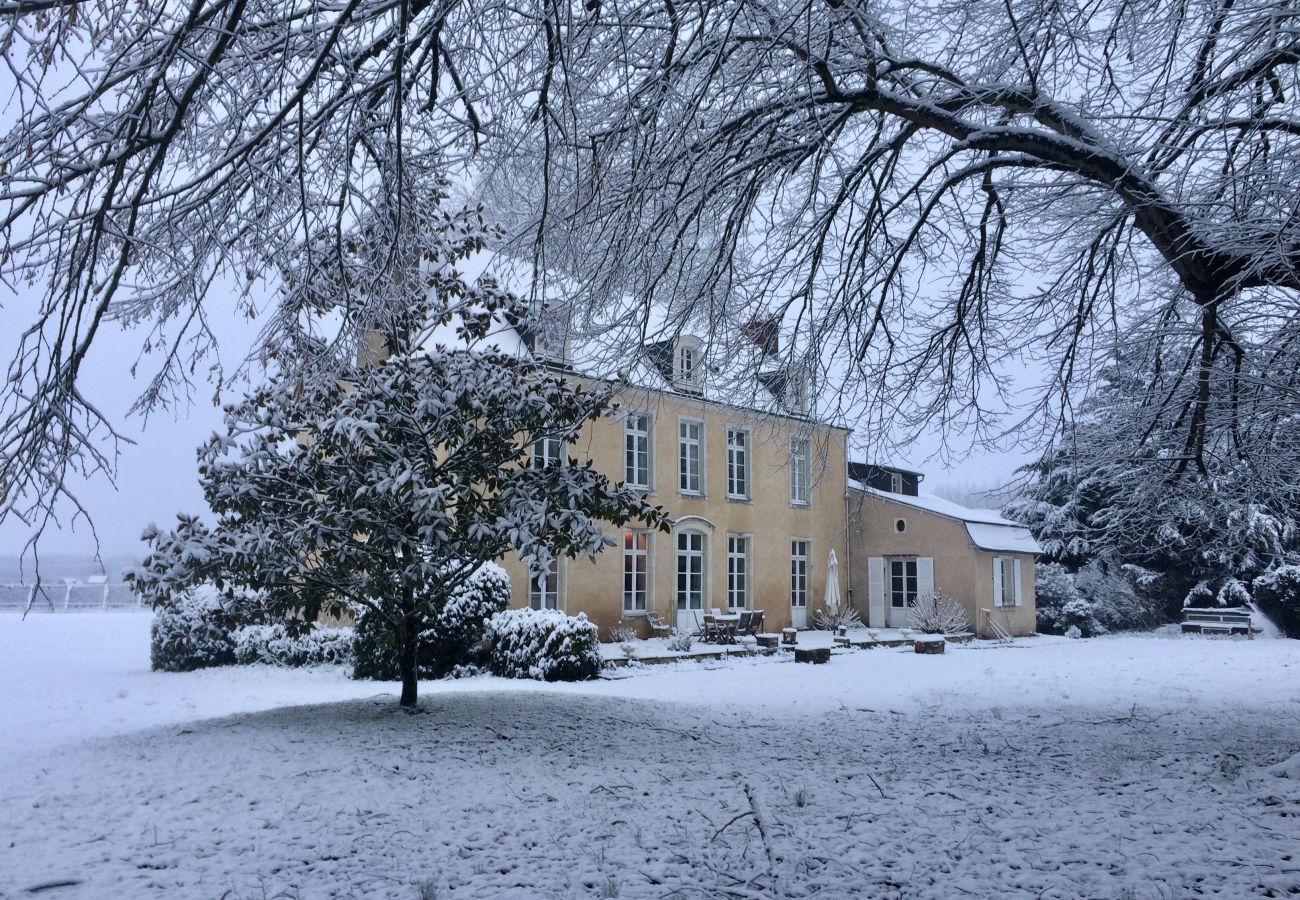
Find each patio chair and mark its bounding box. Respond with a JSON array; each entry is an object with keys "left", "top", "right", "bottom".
[
  {"left": 646, "top": 611, "right": 674, "bottom": 637},
  {"left": 736, "top": 611, "right": 754, "bottom": 636},
  {"left": 749, "top": 610, "right": 765, "bottom": 634},
  {"left": 701, "top": 613, "right": 721, "bottom": 643}
]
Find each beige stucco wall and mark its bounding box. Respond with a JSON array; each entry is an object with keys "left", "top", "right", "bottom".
[
  {"left": 846, "top": 490, "right": 1037, "bottom": 637},
  {"left": 499, "top": 382, "right": 851, "bottom": 639}
]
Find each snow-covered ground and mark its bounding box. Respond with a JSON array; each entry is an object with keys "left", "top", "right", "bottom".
[{"left": 2, "top": 614, "right": 1299, "bottom": 898}]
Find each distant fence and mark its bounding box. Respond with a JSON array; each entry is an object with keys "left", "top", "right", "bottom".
[{"left": 0, "top": 583, "right": 144, "bottom": 612}]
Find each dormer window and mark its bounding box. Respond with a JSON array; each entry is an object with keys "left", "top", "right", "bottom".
[
  {"left": 674, "top": 336, "right": 703, "bottom": 391},
  {"left": 534, "top": 303, "right": 570, "bottom": 364},
  {"left": 785, "top": 369, "right": 809, "bottom": 414},
  {"left": 889, "top": 472, "right": 904, "bottom": 494}
]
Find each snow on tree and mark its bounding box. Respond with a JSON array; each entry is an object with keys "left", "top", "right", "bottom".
[
  {"left": 4, "top": 0, "right": 1300, "bottom": 537},
  {"left": 484, "top": 0, "right": 1300, "bottom": 468},
  {"left": 1009, "top": 346, "right": 1300, "bottom": 624},
  {"left": 129, "top": 281, "right": 668, "bottom": 706}
]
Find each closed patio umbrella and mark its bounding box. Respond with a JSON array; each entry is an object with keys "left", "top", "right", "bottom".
[{"left": 825, "top": 549, "right": 842, "bottom": 618}]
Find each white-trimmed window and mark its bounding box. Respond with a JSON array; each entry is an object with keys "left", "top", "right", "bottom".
[
  {"left": 790, "top": 539, "right": 809, "bottom": 609},
  {"left": 676, "top": 531, "right": 707, "bottom": 613},
  {"left": 531, "top": 435, "right": 564, "bottom": 468},
  {"left": 889, "top": 558, "right": 918, "bottom": 609},
  {"left": 994, "top": 556, "right": 1022, "bottom": 607},
  {"left": 789, "top": 437, "right": 810, "bottom": 505},
  {"left": 678, "top": 419, "right": 703, "bottom": 494},
  {"left": 726, "top": 427, "right": 750, "bottom": 499},
  {"left": 786, "top": 369, "right": 809, "bottom": 414},
  {"left": 530, "top": 558, "right": 560, "bottom": 610},
  {"left": 624, "top": 413, "right": 653, "bottom": 489},
  {"left": 677, "top": 346, "right": 699, "bottom": 387},
  {"left": 889, "top": 472, "right": 904, "bottom": 494},
  {"left": 727, "top": 534, "right": 750, "bottom": 609},
  {"left": 623, "top": 531, "right": 649, "bottom": 613}
]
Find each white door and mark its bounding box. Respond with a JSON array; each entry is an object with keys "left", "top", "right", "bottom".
[
  {"left": 886, "top": 558, "right": 918, "bottom": 627},
  {"left": 790, "top": 540, "right": 809, "bottom": 628},
  {"left": 675, "top": 531, "right": 705, "bottom": 631}
]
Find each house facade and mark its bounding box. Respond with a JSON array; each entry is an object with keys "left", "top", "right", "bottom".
[
  {"left": 490, "top": 320, "right": 1038, "bottom": 640},
  {"left": 496, "top": 329, "right": 851, "bottom": 638},
  {"left": 846, "top": 464, "right": 1040, "bottom": 637}
]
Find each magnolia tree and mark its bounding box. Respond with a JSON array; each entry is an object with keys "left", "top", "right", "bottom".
[{"left": 129, "top": 290, "right": 668, "bottom": 707}]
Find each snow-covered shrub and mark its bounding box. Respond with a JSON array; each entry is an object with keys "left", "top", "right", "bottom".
[
  {"left": 666, "top": 629, "right": 693, "bottom": 652},
  {"left": 486, "top": 608, "right": 602, "bottom": 681},
  {"left": 1033, "top": 562, "right": 1084, "bottom": 634},
  {"left": 813, "top": 605, "right": 863, "bottom": 631},
  {"left": 352, "top": 564, "right": 511, "bottom": 681},
  {"left": 907, "top": 591, "right": 970, "bottom": 634},
  {"left": 1253, "top": 566, "right": 1300, "bottom": 638},
  {"left": 232, "top": 622, "right": 354, "bottom": 667},
  {"left": 1064, "top": 624, "right": 1083, "bottom": 639},
  {"left": 1074, "top": 562, "right": 1155, "bottom": 632},
  {"left": 1036, "top": 561, "right": 1156, "bottom": 636},
  {"left": 149, "top": 588, "right": 241, "bottom": 672},
  {"left": 425, "top": 564, "right": 511, "bottom": 676},
  {"left": 607, "top": 623, "right": 639, "bottom": 644}
]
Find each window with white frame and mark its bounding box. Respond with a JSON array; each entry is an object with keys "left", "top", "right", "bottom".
[
  {"left": 790, "top": 539, "right": 809, "bottom": 608},
  {"left": 676, "top": 531, "right": 706, "bottom": 612},
  {"left": 889, "top": 558, "right": 918, "bottom": 609},
  {"left": 623, "top": 531, "right": 649, "bottom": 613},
  {"left": 789, "top": 436, "right": 810, "bottom": 504},
  {"left": 726, "top": 427, "right": 750, "bottom": 499},
  {"left": 889, "top": 471, "right": 904, "bottom": 494},
  {"left": 786, "top": 369, "right": 809, "bottom": 413},
  {"left": 678, "top": 419, "right": 703, "bottom": 494},
  {"left": 531, "top": 435, "right": 564, "bottom": 468},
  {"left": 727, "top": 534, "right": 750, "bottom": 609},
  {"left": 624, "top": 413, "right": 652, "bottom": 489},
  {"left": 995, "top": 556, "right": 1021, "bottom": 606},
  {"left": 530, "top": 558, "right": 560, "bottom": 609},
  {"left": 676, "top": 345, "right": 699, "bottom": 387}
]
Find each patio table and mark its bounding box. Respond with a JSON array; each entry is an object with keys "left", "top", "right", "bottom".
[{"left": 713, "top": 614, "right": 741, "bottom": 643}]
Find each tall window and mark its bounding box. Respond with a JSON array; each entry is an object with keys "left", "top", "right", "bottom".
[
  {"left": 889, "top": 471, "right": 904, "bottom": 494},
  {"left": 726, "top": 428, "right": 750, "bottom": 499},
  {"left": 996, "top": 557, "right": 1020, "bottom": 606},
  {"left": 790, "top": 540, "right": 809, "bottom": 609},
  {"left": 623, "top": 531, "right": 649, "bottom": 612},
  {"left": 677, "top": 346, "right": 698, "bottom": 386},
  {"left": 530, "top": 559, "right": 560, "bottom": 609},
  {"left": 889, "top": 558, "right": 918, "bottom": 609},
  {"left": 679, "top": 419, "right": 703, "bottom": 494},
  {"left": 676, "top": 531, "right": 706, "bottom": 612},
  {"left": 531, "top": 435, "right": 564, "bottom": 468},
  {"left": 789, "top": 437, "right": 810, "bottom": 504},
  {"left": 727, "top": 534, "right": 750, "bottom": 609},
  {"left": 624, "top": 413, "right": 652, "bottom": 489}
]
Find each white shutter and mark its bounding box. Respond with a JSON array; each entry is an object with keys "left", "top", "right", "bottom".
[
  {"left": 867, "top": 557, "right": 885, "bottom": 627},
  {"left": 992, "top": 557, "right": 1003, "bottom": 607},
  {"left": 917, "top": 557, "right": 934, "bottom": 598},
  {"left": 1012, "top": 558, "right": 1023, "bottom": 607}
]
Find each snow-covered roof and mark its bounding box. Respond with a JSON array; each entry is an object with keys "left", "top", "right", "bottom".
[
  {"left": 850, "top": 481, "right": 1042, "bottom": 555},
  {"left": 849, "top": 482, "right": 1013, "bottom": 525},
  {"left": 421, "top": 307, "right": 849, "bottom": 430},
  {"left": 964, "top": 522, "right": 1042, "bottom": 555}
]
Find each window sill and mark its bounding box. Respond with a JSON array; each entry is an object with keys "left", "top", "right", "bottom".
[
  {"left": 725, "top": 494, "right": 752, "bottom": 503},
  {"left": 679, "top": 491, "right": 705, "bottom": 499}
]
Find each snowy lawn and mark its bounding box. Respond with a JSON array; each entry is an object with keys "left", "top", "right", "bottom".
[{"left": 2, "top": 615, "right": 1299, "bottom": 898}]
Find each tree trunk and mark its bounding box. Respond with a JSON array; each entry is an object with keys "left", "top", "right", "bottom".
[{"left": 398, "top": 617, "right": 419, "bottom": 708}]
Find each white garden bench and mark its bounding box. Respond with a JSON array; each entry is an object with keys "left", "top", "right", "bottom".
[{"left": 1181, "top": 607, "right": 1253, "bottom": 637}]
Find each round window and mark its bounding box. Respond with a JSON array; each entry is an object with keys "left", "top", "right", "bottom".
[{"left": 895, "top": 518, "right": 907, "bottom": 534}]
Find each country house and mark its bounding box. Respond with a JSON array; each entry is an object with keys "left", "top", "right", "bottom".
[{"left": 490, "top": 313, "right": 1040, "bottom": 639}]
